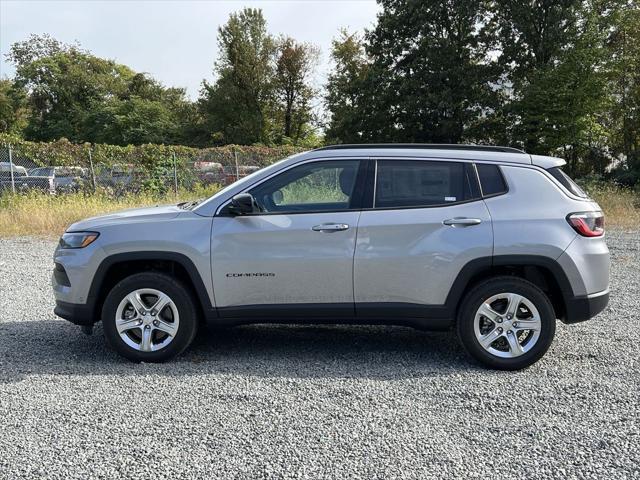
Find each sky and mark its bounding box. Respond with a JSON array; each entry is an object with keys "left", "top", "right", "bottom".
[{"left": 0, "top": 0, "right": 381, "bottom": 99}]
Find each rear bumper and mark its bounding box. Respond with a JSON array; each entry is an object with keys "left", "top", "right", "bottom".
[
  {"left": 54, "top": 300, "right": 95, "bottom": 326},
  {"left": 563, "top": 290, "right": 609, "bottom": 324}
]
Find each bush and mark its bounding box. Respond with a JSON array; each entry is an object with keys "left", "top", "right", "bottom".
[
  {"left": 0, "top": 133, "right": 307, "bottom": 195},
  {"left": 0, "top": 133, "right": 306, "bottom": 169}
]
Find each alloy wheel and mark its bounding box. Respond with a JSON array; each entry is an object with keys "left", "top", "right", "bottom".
[
  {"left": 114, "top": 288, "right": 180, "bottom": 352},
  {"left": 473, "top": 292, "right": 542, "bottom": 358}
]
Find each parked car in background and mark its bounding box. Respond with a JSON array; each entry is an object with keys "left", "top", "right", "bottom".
[
  {"left": 194, "top": 161, "right": 225, "bottom": 185},
  {"left": 224, "top": 165, "right": 260, "bottom": 185},
  {"left": 0, "top": 162, "right": 29, "bottom": 192},
  {"left": 0, "top": 162, "right": 28, "bottom": 178},
  {"left": 96, "top": 164, "right": 135, "bottom": 189},
  {"left": 28, "top": 166, "right": 88, "bottom": 193}
]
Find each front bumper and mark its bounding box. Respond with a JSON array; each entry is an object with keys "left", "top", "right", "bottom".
[
  {"left": 562, "top": 289, "right": 609, "bottom": 324},
  {"left": 54, "top": 300, "right": 95, "bottom": 326}
]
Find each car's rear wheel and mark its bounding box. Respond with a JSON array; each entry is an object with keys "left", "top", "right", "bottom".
[
  {"left": 456, "top": 276, "right": 556, "bottom": 370},
  {"left": 102, "top": 272, "right": 198, "bottom": 362}
]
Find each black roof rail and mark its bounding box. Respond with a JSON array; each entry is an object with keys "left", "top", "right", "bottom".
[{"left": 314, "top": 143, "right": 526, "bottom": 154}]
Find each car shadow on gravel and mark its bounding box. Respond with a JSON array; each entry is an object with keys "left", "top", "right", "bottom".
[{"left": 0, "top": 319, "right": 473, "bottom": 383}]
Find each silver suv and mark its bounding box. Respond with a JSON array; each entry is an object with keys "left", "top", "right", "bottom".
[{"left": 53, "top": 145, "right": 609, "bottom": 369}]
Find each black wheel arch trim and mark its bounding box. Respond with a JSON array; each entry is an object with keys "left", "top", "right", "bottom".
[
  {"left": 445, "top": 254, "right": 583, "bottom": 322},
  {"left": 85, "top": 251, "right": 216, "bottom": 323}
]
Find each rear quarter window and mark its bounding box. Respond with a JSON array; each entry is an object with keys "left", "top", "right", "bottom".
[{"left": 546, "top": 167, "right": 588, "bottom": 198}]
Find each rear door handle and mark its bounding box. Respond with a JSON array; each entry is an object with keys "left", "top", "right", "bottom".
[
  {"left": 312, "top": 223, "right": 350, "bottom": 232},
  {"left": 443, "top": 217, "right": 482, "bottom": 227}
]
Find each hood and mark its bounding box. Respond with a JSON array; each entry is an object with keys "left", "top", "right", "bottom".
[{"left": 67, "top": 204, "right": 182, "bottom": 231}]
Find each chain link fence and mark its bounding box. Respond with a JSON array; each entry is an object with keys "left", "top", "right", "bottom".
[{"left": 0, "top": 143, "right": 283, "bottom": 197}]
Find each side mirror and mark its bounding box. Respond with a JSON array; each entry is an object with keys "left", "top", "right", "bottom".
[{"left": 229, "top": 193, "right": 258, "bottom": 215}]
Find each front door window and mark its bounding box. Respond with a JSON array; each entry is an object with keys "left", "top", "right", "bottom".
[{"left": 249, "top": 160, "right": 360, "bottom": 213}]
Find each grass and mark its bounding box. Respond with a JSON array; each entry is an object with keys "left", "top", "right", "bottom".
[
  {"left": 583, "top": 184, "right": 640, "bottom": 229},
  {"left": 0, "top": 183, "right": 637, "bottom": 237},
  {"left": 0, "top": 184, "right": 221, "bottom": 237}
]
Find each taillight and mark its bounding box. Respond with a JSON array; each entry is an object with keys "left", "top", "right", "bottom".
[{"left": 567, "top": 211, "right": 605, "bottom": 237}]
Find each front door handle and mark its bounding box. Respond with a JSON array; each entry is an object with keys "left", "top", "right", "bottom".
[
  {"left": 443, "top": 217, "right": 482, "bottom": 227},
  {"left": 312, "top": 223, "right": 350, "bottom": 232}
]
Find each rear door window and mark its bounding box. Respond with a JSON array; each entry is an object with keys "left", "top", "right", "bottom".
[{"left": 374, "top": 160, "right": 479, "bottom": 208}]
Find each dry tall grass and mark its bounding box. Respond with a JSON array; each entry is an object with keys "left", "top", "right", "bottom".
[
  {"left": 0, "top": 184, "right": 637, "bottom": 237},
  {"left": 0, "top": 185, "right": 220, "bottom": 237},
  {"left": 585, "top": 185, "right": 640, "bottom": 229}
]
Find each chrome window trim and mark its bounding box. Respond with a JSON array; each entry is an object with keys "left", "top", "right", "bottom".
[{"left": 372, "top": 158, "right": 379, "bottom": 209}]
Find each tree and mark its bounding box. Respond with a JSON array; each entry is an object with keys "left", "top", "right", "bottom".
[
  {"left": 494, "top": 0, "right": 610, "bottom": 174},
  {"left": 324, "top": 30, "right": 370, "bottom": 143},
  {"left": 8, "top": 34, "right": 133, "bottom": 142},
  {"left": 604, "top": 0, "right": 640, "bottom": 183},
  {"left": 0, "top": 79, "right": 29, "bottom": 135},
  {"left": 272, "top": 37, "right": 319, "bottom": 144},
  {"left": 84, "top": 73, "right": 194, "bottom": 145},
  {"left": 325, "top": 1, "right": 500, "bottom": 144},
  {"left": 366, "top": 0, "right": 500, "bottom": 142},
  {"left": 6, "top": 34, "right": 194, "bottom": 146},
  {"left": 199, "top": 8, "right": 275, "bottom": 145}
]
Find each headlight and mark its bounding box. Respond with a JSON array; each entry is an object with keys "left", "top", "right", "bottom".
[{"left": 59, "top": 232, "right": 100, "bottom": 249}]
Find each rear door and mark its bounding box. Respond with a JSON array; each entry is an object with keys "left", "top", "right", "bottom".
[
  {"left": 354, "top": 159, "right": 493, "bottom": 318},
  {"left": 211, "top": 159, "right": 366, "bottom": 319}
]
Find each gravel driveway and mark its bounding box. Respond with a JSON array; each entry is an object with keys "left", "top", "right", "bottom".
[{"left": 0, "top": 232, "right": 638, "bottom": 479}]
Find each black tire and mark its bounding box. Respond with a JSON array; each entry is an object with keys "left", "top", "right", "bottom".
[
  {"left": 456, "top": 276, "right": 556, "bottom": 370},
  {"left": 102, "top": 272, "right": 198, "bottom": 362}
]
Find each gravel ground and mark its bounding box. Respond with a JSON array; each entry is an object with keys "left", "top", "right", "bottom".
[{"left": 0, "top": 232, "right": 638, "bottom": 480}]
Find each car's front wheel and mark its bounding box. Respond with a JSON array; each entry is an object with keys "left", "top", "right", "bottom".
[
  {"left": 102, "top": 272, "right": 198, "bottom": 362},
  {"left": 457, "top": 276, "right": 556, "bottom": 370}
]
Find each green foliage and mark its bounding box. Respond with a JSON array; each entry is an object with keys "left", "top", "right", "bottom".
[
  {"left": 279, "top": 167, "right": 347, "bottom": 204},
  {"left": 198, "top": 8, "right": 276, "bottom": 145},
  {"left": 324, "top": 30, "right": 370, "bottom": 143},
  {"left": 325, "top": 1, "right": 503, "bottom": 144},
  {"left": 0, "top": 79, "right": 29, "bottom": 134},
  {"left": 0, "top": 133, "right": 305, "bottom": 178},
  {"left": 280, "top": 181, "right": 346, "bottom": 204},
  {"left": 6, "top": 34, "right": 194, "bottom": 147},
  {"left": 364, "top": 0, "right": 501, "bottom": 143},
  {"left": 323, "top": 0, "right": 639, "bottom": 184},
  {"left": 2, "top": 3, "right": 639, "bottom": 186},
  {"left": 198, "top": 9, "right": 320, "bottom": 147},
  {"left": 494, "top": 0, "right": 610, "bottom": 175},
  {"left": 272, "top": 37, "right": 320, "bottom": 143},
  {"left": 84, "top": 73, "right": 195, "bottom": 146},
  {"left": 604, "top": 0, "right": 640, "bottom": 183}
]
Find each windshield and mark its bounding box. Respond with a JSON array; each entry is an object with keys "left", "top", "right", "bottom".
[{"left": 56, "top": 167, "right": 85, "bottom": 177}]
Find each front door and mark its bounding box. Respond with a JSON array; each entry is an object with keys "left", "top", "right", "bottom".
[{"left": 211, "top": 159, "right": 364, "bottom": 319}]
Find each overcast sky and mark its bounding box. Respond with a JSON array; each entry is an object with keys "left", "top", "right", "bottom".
[{"left": 0, "top": 0, "right": 380, "bottom": 99}]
